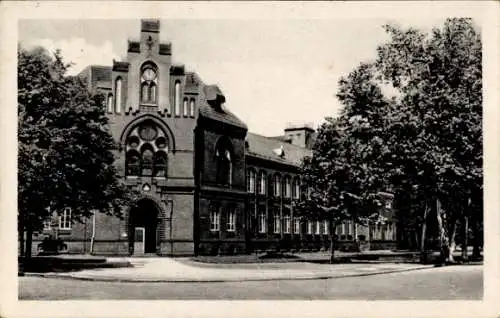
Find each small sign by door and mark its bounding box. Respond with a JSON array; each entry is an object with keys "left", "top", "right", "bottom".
[{"left": 134, "top": 227, "right": 145, "bottom": 255}]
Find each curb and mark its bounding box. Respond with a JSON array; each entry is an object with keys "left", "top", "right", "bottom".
[{"left": 23, "top": 265, "right": 432, "bottom": 283}]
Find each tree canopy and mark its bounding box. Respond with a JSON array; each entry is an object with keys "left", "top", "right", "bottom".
[
  {"left": 300, "top": 18, "right": 482, "bottom": 262},
  {"left": 18, "top": 46, "right": 135, "bottom": 255}
]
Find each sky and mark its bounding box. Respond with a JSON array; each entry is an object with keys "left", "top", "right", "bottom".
[{"left": 19, "top": 18, "right": 447, "bottom": 136}]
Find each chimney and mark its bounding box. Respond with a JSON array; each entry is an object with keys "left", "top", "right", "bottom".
[{"left": 283, "top": 123, "right": 315, "bottom": 148}]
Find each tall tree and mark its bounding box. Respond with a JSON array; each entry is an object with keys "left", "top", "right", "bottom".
[
  {"left": 18, "top": 46, "right": 135, "bottom": 258},
  {"left": 300, "top": 18, "right": 482, "bottom": 264},
  {"left": 375, "top": 18, "right": 482, "bottom": 262}
]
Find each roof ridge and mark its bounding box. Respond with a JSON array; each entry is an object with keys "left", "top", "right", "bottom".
[{"left": 247, "top": 132, "right": 310, "bottom": 151}]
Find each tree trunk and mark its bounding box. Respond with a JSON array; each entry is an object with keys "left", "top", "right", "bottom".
[
  {"left": 448, "top": 219, "right": 458, "bottom": 262},
  {"left": 328, "top": 220, "right": 337, "bottom": 264},
  {"left": 24, "top": 223, "right": 33, "bottom": 260},
  {"left": 436, "top": 198, "right": 452, "bottom": 264},
  {"left": 462, "top": 215, "right": 469, "bottom": 262},
  {"left": 472, "top": 221, "right": 481, "bottom": 259},
  {"left": 18, "top": 216, "right": 25, "bottom": 257},
  {"left": 419, "top": 204, "right": 429, "bottom": 263},
  {"left": 329, "top": 219, "right": 336, "bottom": 264}
]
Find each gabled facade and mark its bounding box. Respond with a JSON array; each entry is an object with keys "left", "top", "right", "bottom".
[{"left": 30, "top": 20, "right": 398, "bottom": 256}]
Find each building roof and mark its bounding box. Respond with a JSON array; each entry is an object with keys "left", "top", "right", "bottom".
[
  {"left": 246, "top": 132, "right": 312, "bottom": 167},
  {"left": 198, "top": 102, "right": 248, "bottom": 129},
  {"left": 78, "top": 65, "right": 112, "bottom": 90},
  {"left": 91, "top": 65, "right": 112, "bottom": 82},
  {"left": 198, "top": 84, "right": 248, "bottom": 129}
]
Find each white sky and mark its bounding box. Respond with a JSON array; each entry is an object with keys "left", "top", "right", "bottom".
[{"left": 19, "top": 18, "right": 447, "bottom": 136}]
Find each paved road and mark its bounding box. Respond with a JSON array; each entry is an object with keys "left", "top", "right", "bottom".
[{"left": 19, "top": 265, "right": 482, "bottom": 300}]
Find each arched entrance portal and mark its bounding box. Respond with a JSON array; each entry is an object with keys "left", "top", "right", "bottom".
[{"left": 129, "top": 199, "right": 160, "bottom": 255}]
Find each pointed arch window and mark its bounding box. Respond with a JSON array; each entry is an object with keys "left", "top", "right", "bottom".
[
  {"left": 107, "top": 93, "right": 113, "bottom": 113},
  {"left": 183, "top": 98, "right": 188, "bottom": 117},
  {"left": 247, "top": 169, "right": 256, "bottom": 193},
  {"left": 125, "top": 121, "right": 170, "bottom": 179},
  {"left": 273, "top": 174, "right": 281, "bottom": 197},
  {"left": 283, "top": 176, "right": 291, "bottom": 198},
  {"left": 140, "top": 63, "right": 158, "bottom": 104},
  {"left": 115, "top": 77, "right": 122, "bottom": 113},
  {"left": 215, "top": 138, "right": 233, "bottom": 187},
  {"left": 189, "top": 98, "right": 195, "bottom": 117},
  {"left": 257, "top": 171, "right": 266, "bottom": 195},
  {"left": 174, "top": 81, "right": 181, "bottom": 116},
  {"left": 292, "top": 178, "right": 301, "bottom": 199}
]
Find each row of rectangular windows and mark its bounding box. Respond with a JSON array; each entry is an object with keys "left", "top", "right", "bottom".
[
  {"left": 209, "top": 209, "right": 396, "bottom": 240},
  {"left": 246, "top": 170, "right": 303, "bottom": 198}
]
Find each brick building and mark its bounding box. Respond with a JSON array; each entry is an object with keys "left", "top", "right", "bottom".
[{"left": 32, "top": 20, "right": 397, "bottom": 256}]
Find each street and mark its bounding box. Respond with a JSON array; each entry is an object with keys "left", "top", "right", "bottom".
[{"left": 19, "top": 265, "right": 482, "bottom": 300}]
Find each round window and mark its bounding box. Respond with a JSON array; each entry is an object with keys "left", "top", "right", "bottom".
[
  {"left": 139, "top": 124, "right": 158, "bottom": 141},
  {"left": 155, "top": 136, "right": 167, "bottom": 149},
  {"left": 127, "top": 136, "right": 140, "bottom": 148}
]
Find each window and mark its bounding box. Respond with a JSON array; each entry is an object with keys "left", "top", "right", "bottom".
[
  {"left": 293, "top": 217, "right": 301, "bottom": 234},
  {"left": 126, "top": 150, "right": 141, "bottom": 176},
  {"left": 315, "top": 221, "right": 321, "bottom": 235},
  {"left": 247, "top": 169, "right": 256, "bottom": 193},
  {"left": 258, "top": 209, "right": 266, "bottom": 233},
  {"left": 183, "top": 98, "right": 188, "bottom": 117},
  {"left": 43, "top": 219, "right": 52, "bottom": 231},
  {"left": 323, "top": 220, "right": 329, "bottom": 235},
  {"left": 141, "top": 145, "right": 154, "bottom": 177},
  {"left": 307, "top": 186, "right": 312, "bottom": 199},
  {"left": 153, "top": 151, "right": 167, "bottom": 177},
  {"left": 215, "top": 138, "right": 232, "bottom": 186},
  {"left": 273, "top": 174, "right": 281, "bottom": 197},
  {"left": 125, "top": 121, "right": 169, "bottom": 178},
  {"left": 174, "top": 81, "right": 181, "bottom": 116},
  {"left": 189, "top": 98, "right": 195, "bottom": 117},
  {"left": 107, "top": 94, "right": 113, "bottom": 113},
  {"left": 210, "top": 205, "right": 220, "bottom": 232},
  {"left": 292, "top": 178, "right": 300, "bottom": 199},
  {"left": 273, "top": 213, "right": 281, "bottom": 234},
  {"left": 283, "top": 176, "right": 291, "bottom": 198},
  {"left": 227, "top": 208, "right": 236, "bottom": 232},
  {"left": 257, "top": 171, "right": 266, "bottom": 195},
  {"left": 385, "top": 200, "right": 392, "bottom": 209},
  {"left": 140, "top": 63, "right": 158, "bottom": 104},
  {"left": 140, "top": 82, "right": 157, "bottom": 104},
  {"left": 115, "top": 77, "right": 122, "bottom": 113},
  {"left": 307, "top": 220, "right": 313, "bottom": 234},
  {"left": 283, "top": 213, "right": 291, "bottom": 234},
  {"left": 59, "top": 208, "right": 72, "bottom": 230}
]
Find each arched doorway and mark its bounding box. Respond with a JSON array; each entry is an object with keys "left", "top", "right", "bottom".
[{"left": 129, "top": 199, "right": 160, "bottom": 255}]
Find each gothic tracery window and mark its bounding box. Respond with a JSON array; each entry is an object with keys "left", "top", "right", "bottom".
[{"left": 125, "top": 120, "right": 168, "bottom": 178}]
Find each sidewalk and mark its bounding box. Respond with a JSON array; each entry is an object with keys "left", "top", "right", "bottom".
[{"left": 25, "top": 257, "right": 433, "bottom": 283}]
